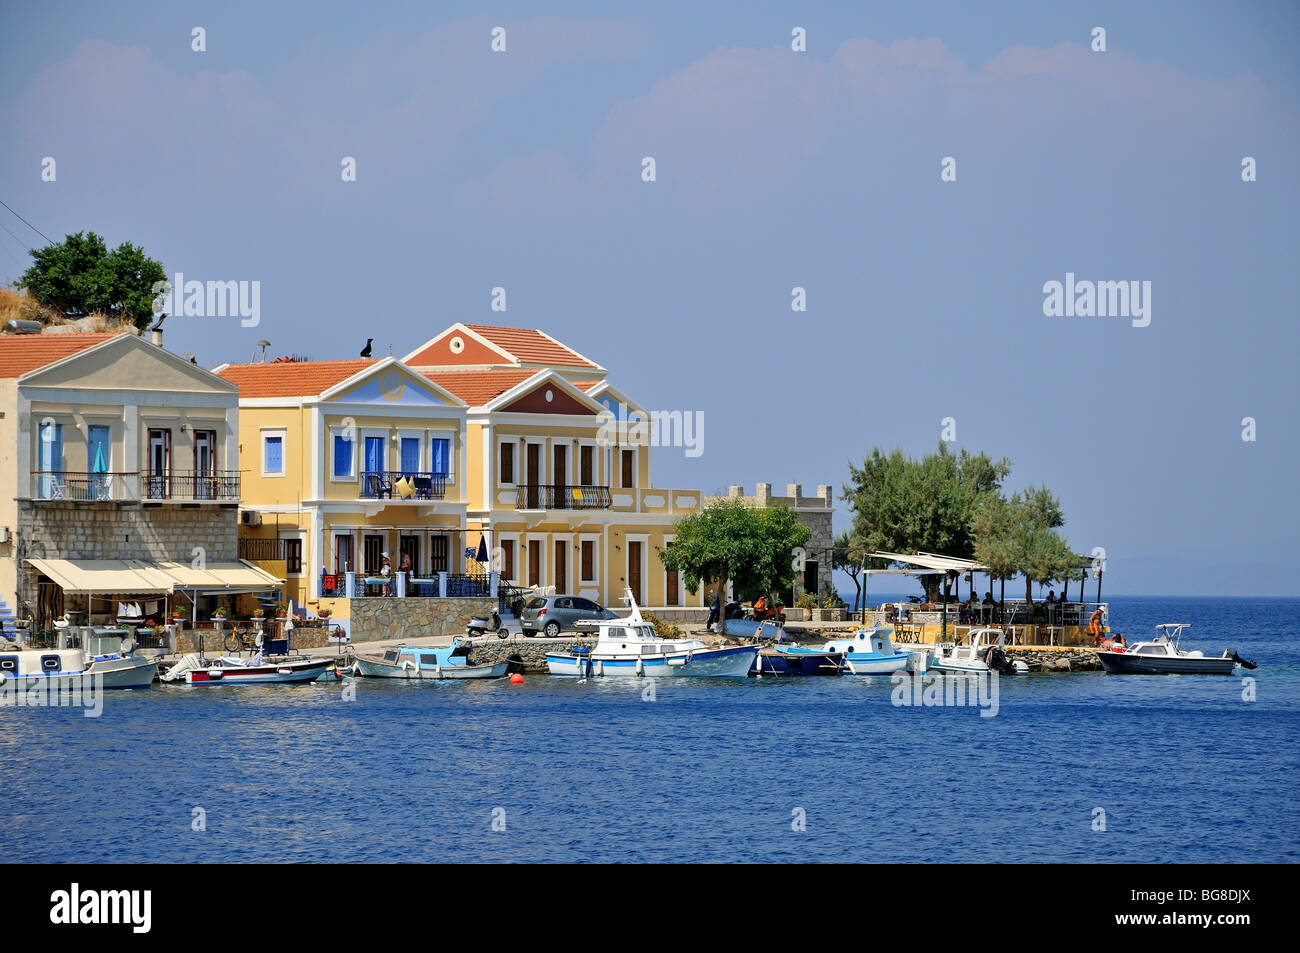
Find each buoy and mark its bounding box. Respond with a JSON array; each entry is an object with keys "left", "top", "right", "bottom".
[{"left": 509, "top": 673, "right": 524, "bottom": 684}]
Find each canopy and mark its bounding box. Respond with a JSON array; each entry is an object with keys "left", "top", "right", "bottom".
[
  {"left": 27, "top": 558, "right": 282, "bottom": 595},
  {"left": 867, "top": 552, "right": 986, "bottom": 573}
]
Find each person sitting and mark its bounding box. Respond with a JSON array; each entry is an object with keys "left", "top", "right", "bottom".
[{"left": 752, "top": 595, "right": 771, "bottom": 622}]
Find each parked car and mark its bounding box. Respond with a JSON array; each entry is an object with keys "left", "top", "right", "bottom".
[{"left": 520, "top": 595, "right": 617, "bottom": 637}]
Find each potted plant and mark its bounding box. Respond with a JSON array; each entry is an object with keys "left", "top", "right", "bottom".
[
  {"left": 317, "top": 608, "right": 333, "bottom": 620},
  {"left": 813, "top": 588, "right": 847, "bottom": 622},
  {"left": 212, "top": 607, "right": 228, "bottom": 623},
  {"left": 789, "top": 592, "right": 817, "bottom": 622},
  {"left": 275, "top": 601, "right": 289, "bottom": 619}
]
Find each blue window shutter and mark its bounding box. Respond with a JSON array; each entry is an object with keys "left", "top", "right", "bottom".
[
  {"left": 431, "top": 438, "right": 449, "bottom": 475},
  {"left": 401, "top": 437, "right": 420, "bottom": 472},
  {"left": 365, "top": 436, "right": 384, "bottom": 474},
  {"left": 333, "top": 435, "right": 352, "bottom": 477},
  {"left": 265, "top": 436, "right": 283, "bottom": 473}
]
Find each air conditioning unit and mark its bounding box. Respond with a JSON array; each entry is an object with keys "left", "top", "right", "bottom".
[
  {"left": 0, "top": 527, "right": 10, "bottom": 543},
  {"left": 240, "top": 511, "right": 262, "bottom": 527}
]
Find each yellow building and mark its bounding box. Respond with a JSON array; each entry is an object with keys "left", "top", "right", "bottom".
[
  {"left": 222, "top": 324, "right": 706, "bottom": 622},
  {"left": 406, "top": 324, "right": 705, "bottom": 609},
  {"left": 215, "top": 356, "right": 470, "bottom": 609}
]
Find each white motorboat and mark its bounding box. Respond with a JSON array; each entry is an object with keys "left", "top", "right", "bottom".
[
  {"left": 816, "top": 626, "right": 911, "bottom": 675},
  {"left": 0, "top": 630, "right": 157, "bottom": 692},
  {"left": 547, "top": 588, "right": 757, "bottom": 678},
  {"left": 929, "top": 627, "right": 1029, "bottom": 676},
  {"left": 1098, "top": 624, "right": 1256, "bottom": 675}
]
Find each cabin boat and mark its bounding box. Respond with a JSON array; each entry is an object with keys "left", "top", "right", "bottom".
[
  {"left": 811, "top": 626, "right": 911, "bottom": 675},
  {"left": 0, "top": 630, "right": 158, "bottom": 691},
  {"left": 547, "top": 589, "right": 757, "bottom": 678},
  {"left": 1097, "top": 624, "right": 1254, "bottom": 675},
  {"left": 352, "top": 639, "right": 510, "bottom": 680},
  {"left": 161, "top": 652, "right": 334, "bottom": 685},
  {"left": 930, "top": 627, "right": 1029, "bottom": 676}
]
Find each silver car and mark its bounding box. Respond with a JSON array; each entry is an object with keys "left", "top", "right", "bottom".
[{"left": 520, "top": 595, "right": 617, "bottom": 637}]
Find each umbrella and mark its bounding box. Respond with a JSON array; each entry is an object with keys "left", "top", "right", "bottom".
[
  {"left": 475, "top": 535, "right": 489, "bottom": 565},
  {"left": 92, "top": 443, "right": 107, "bottom": 473}
]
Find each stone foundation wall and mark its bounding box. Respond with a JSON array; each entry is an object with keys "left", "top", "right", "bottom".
[
  {"left": 465, "top": 635, "right": 596, "bottom": 674},
  {"left": 347, "top": 597, "right": 494, "bottom": 644},
  {"left": 1007, "top": 647, "right": 1102, "bottom": 672}
]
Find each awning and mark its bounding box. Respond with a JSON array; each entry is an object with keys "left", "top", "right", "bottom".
[
  {"left": 27, "top": 558, "right": 282, "bottom": 595},
  {"left": 26, "top": 558, "right": 177, "bottom": 594},
  {"left": 868, "top": 552, "right": 987, "bottom": 573}
]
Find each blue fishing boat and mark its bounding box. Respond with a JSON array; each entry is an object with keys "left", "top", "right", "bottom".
[{"left": 815, "top": 626, "right": 911, "bottom": 675}]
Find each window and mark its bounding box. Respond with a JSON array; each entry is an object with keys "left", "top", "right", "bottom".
[
  {"left": 430, "top": 437, "right": 450, "bottom": 476},
  {"left": 263, "top": 432, "right": 284, "bottom": 476},
  {"left": 500, "top": 540, "right": 515, "bottom": 580},
  {"left": 400, "top": 437, "right": 421, "bottom": 474},
  {"left": 581, "top": 540, "right": 595, "bottom": 581},
  {"left": 499, "top": 442, "right": 514, "bottom": 484},
  {"left": 580, "top": 445, "right": 594, "bottom": 485},
  {"left": 363, "top": 436, "right": 385, "bottom": 476},
  {"left": 284, "top": 539, "right": 303, "bottom": 575},
  {"left": 38, "top": 421, "right": 63, "bottom": 498},
  {"left": 363, "top": 534, "right": 384, "bottom": 574},
  {"left": 332, "top": 433, "right": 354, "bottom": 478},
  {"left": 621, "top": 449, "right": 634, "bottom": 488},
  {"left": 430, "top": 534, "right": 449, "bottom": 573},
  {"left": 334, "top": 534, "right": 354, "bottom": 573}
]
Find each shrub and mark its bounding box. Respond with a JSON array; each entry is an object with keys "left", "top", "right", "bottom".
[
  {"left": 794, "top": 592, "right": 818, "bottom": 610},
  {"left": 819, "top": 587, "right": 846, "bottom": 609},
  {"left": 642, "top": 612, "right": 682, "bottom": 639}
]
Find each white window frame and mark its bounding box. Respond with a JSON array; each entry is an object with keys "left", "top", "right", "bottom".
[
  {"left": 360, "top": 428, "right": 389, "bottom": 477},
  {"left": 578, "top": 533, "right": 601, "bottom": 584},
  {"left": 496, "top": 532, "right": 520, "bottom": 583},
  {"left": 576, "top": 439, "right": 598, "bottom": 487},
  {"left": 396, "top": 428, "right": 426, "bottom": 473},
  {"left": 281, "top": 530, "right": 307, "bottom": 579},
  {"left": 497, "top": 439, "right": 517, "bottom": 487},
  {"left": 261, "top": 428, "right": 286, "bottom": 478}
]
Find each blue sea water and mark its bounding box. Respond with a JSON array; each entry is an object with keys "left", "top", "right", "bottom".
[{"left": 2, "top": 596, "right": 1295, "bottom": 863}]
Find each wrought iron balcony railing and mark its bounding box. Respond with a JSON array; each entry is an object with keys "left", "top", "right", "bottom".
[
  {"left": 515, "top": 484, "right": 612, "bottom": 510},
  {"left": 360, "top": 471, "right": 447, "bottom": 500},
  {"left": 144, "top": 470, "right": 241, "bottom": 501}
]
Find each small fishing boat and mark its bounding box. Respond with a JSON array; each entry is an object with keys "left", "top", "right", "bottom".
[
  {"left": 547, "top": 588, "right": 757, "bottom": 678},
  {"left": 352, "top": 639, "right": 510, "bottom": 680},
  {"left": 0, "top": 630, "right": 157, "bottom": 691},
  {"left": 752, "top": 645, "right": 844, "bottom": 676},
  {"left": 1097, "top": 624, "right": 1256, "bottom": 675},
  {"left": 161, "top": 652, "right": 334, "bottom": 685},
  {"left": 930, "top": 627, "right": 1029, "bottom": 676},
  {"left": 816, "top": 626, "right": 911, "bottom": 675}
]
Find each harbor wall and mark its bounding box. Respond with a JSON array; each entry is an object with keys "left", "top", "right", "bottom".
[
  {"left": 348, "top": 596, "right": 493, "bottom": 644},
  {"left": 466, "top": 635, "right": 596, "bottom": 673}
]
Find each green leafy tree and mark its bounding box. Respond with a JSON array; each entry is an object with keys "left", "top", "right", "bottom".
[
  {"left": 660, "top": 498, "right": 810, "bottom": 609},
  {"left": 973, "top": 485, "right": 1077, "bottom": 607},
  {"left": 842, "top": 443, "right": 1011, "bottom": 600},
  {"left": 18, "top": 231, "right": 166, "bottom": 330}
]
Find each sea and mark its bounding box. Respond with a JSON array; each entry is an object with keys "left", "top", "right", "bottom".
[{"left": 2, "top": 595, "right": 1295, "bottom": 863}]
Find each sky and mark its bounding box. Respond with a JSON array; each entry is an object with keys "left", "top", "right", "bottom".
[{"left": 2, "top": 1, "right": 1297, "bottom": 596}]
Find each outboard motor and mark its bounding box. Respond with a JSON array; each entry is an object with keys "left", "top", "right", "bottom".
[
  {"left": 1230, "top": 651, "right": 1258, "bottom": 670},
  {"left": 986, "top": 645, "right": 1014, "bottom": 675}
]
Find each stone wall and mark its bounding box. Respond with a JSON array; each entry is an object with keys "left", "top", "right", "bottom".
[
  {"left": 465, "top": 635, "right": 595, "bottom": 674},
  {"left": 347, "top": 596, "right": 494, "bottom": 644},
  {"left": 705, "top": 482, "right": 834, "bottom": 601},
  {"left": 15, "top": 500, "right": 240, "bottom": 615}
]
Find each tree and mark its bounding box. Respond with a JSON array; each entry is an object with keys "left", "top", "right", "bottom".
[
  {"left": 832, "top": 530, "right": 865, "bottom": 611},
  {"left": 973, "top": 485, "right": 1077, "bottom": 608},
  {"left": 18, "top": 231, "right": 166, "bottom": 330},
  {"left": 659, "top": 498, "right": 810, "bottom": 610},
  {"left": 842, "top": 443, "right": 1010, "bottom": 600}
]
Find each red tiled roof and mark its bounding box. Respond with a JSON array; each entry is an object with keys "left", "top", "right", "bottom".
[
  {"left": 460, "top": 325, "right": 599, "bottom": 368},
  {"left": 421, "top": 369, "right": 538, "bottom": 407},
  {"left": 0, "top": 333, "right": 124, "bottom": 378},
  {"left": 217, "top": 360, "right": 378, "bottom": 398},
  {"left": 572, "top": 380, "right": 602, "bottom": 392}
]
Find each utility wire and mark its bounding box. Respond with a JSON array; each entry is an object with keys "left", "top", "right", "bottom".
[{"left": 0, "top": 199, "right": 54, "bottom": 246}]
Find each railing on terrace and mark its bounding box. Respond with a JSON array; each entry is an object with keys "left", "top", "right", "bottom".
[
  {"left": 359, "top": 471, "right": 447, "bottom": 500},
  {"left": 879, "top": 599, "right": 1107, "bottom": 628},
  {"left": 30, "top": 471, "right": 139, "bottom": 501},
  {"left": 144, "top": 470, "right": 240, "bottom": 501},
  {"left": 515, "top": 484, "right": 612, "bottom": 510},
  {"left": 239, "top": 537, "right": 290, "bottom": 561},
  {"left": 318, "top": 570, "right": 503, "bottom": 602}
]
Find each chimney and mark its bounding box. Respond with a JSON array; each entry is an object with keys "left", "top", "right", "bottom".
[{"left": 151, "top": 328, "right": 163, "bottom": 347}]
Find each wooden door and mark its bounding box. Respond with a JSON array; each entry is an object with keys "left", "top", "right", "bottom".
[
  {"left": 554, "top": 540, "right": 567, "bottom": 593},
  {"left": 628, "top": 541, "right": 642, "bottom": 605},
  {"left": 526, "top": 443, "right": 540, "bottom": 508},
  {"left": 553, "top": 444, "right": 566, "bottom": 489},
  {"left": 528, "top": 539, "right": 541, "bottom": 587},
  {"left": 665, "top": 541, "right": 679, "bottom": 605}
]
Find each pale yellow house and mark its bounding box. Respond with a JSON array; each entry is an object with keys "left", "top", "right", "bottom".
[
  {"left": 0, "top": 331, "right": 275, "bottom": 628},
  {"left": 215, "top": 356, "right": 470, "bottom": 609},
  {"left": 405, "top": 324, "right": 705, "bottom": 609}
]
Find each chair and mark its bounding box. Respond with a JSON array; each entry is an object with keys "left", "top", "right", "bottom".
[{"left": 413, "top": 476, "right": 433, "bottom": 500}]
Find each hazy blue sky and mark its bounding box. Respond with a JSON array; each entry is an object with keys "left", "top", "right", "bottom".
[{"left": 3, "top": 2, "right": 1297, "bottom": 595}]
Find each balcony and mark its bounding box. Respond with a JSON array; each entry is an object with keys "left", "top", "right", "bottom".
[
  {"left": 144, "top": 470, "right": 241, "bottom": 501},
  {"left": 359, "top": 471, "right": 447, "bottom": 501},
  {"left": 30, "top": 471, "right": 139, "bottom": 501},
  {"left": 515, "top": 484, "right": 612, "bottom": 510}
]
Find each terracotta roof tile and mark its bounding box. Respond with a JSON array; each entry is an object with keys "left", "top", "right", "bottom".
[
  {"left": 216, "top": 360, "right": 378, "bottom": 398},
  {"left": 420, "top": 369, "right": 538, "bottom": 407},
  {"left": 0, "top": 333, "right": 125, "bottom": 378},
  {"left": 460, "top": 325, "right": 599, "bottom": 368}
]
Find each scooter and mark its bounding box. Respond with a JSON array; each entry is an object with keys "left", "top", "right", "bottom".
[{"left": 467, "top": 610, "right": 508, "bottom": 639}]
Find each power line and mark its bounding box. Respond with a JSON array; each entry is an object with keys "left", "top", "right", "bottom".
[{"left": 0, "top": 199, "right": 54, "bottom": 246}]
